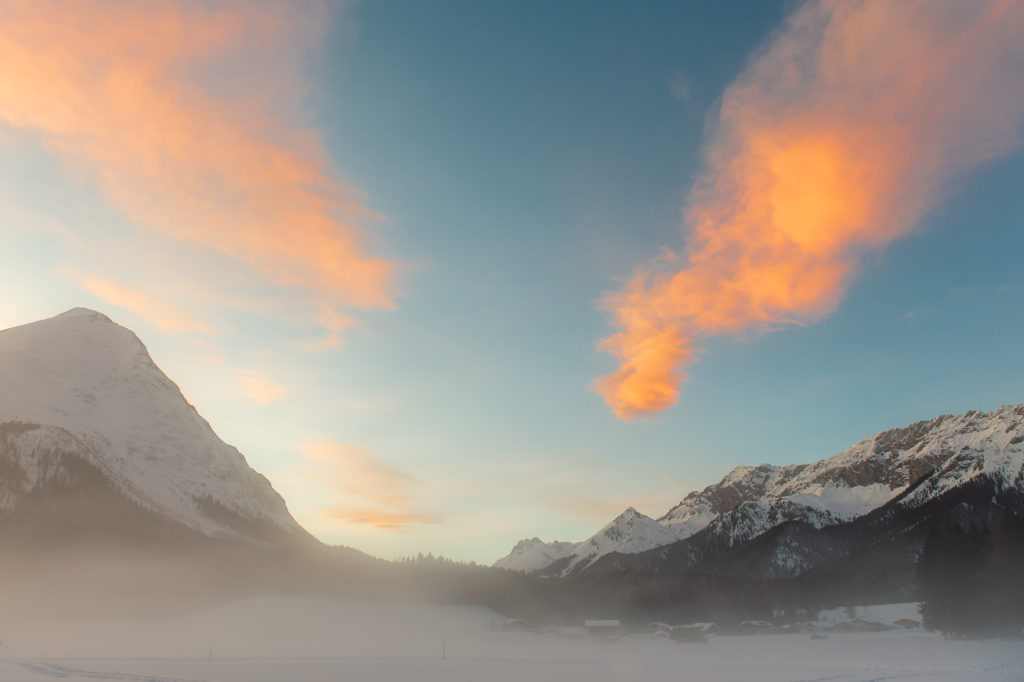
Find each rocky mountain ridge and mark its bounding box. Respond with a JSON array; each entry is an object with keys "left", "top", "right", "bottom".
[{"left": 495, "top": 405, "right": 1024, "bottom": 575}]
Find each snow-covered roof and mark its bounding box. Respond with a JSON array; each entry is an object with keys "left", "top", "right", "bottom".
[{"left": 584, "top": 619, "right": 621, "bottom": 628}]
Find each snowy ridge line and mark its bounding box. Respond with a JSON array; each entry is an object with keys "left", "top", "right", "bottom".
[
  {"left": 494, "top": 404, "right": 1024, "bottom": 574},
  {"left": 0, "top": 308, "right": 308, "bottom": 545}
]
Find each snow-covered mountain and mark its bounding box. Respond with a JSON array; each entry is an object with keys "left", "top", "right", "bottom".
[
  {"left": 495, "top": 508, "right": 680, "bottom": 575},
  {"left": 0, "top": 308, "right": 310, "bottom": 547},
  {"left": 557, "top": 507, "right": 682, "bottom": 574},
  {"left": 493, "top": 537, "right": 577, "bottom": 573},
  {"left": 494, "top": 405, "right": 1024, "bottom": 575}
]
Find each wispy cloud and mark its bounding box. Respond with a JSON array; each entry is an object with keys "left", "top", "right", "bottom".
[
  {"left": 236, "top": 371, "right": 287, "bottom": 405},
  {"left": 302, "top": 439, "right": 439, "bottom": 531},
  {"left": 321, "top": 508, "right": 440, "bottom": 531},
  {"left": 0, "top": 0, "right": 396, "bottom": 342},
  {"left": 597, "top": 0, "right": 1024, "bottom": 419},
  {"left": 78, "top": 276, "right": 215, "bottom": 335},
  {"left": 304, "top": 307, "right": 358, "bottom": 351}
]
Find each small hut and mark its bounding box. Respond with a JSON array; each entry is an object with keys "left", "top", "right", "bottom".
[
  {"left": 584, "top": 619, "right": 623, "bottom": 639},
  {"left": 646, "top": 622, "right": 673, "bottom": 636},
  {"left": 670, "top": 627, "right": 708, "bottom": 644},
  {"left": 734, "top": 620, "right": 774, "bottom": 635},
  {"left": 501, "top": 618, "right": 535, "bottom": 633}
]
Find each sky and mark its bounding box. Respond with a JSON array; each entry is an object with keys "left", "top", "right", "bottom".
[{"left": 1, "top": 0, "right": 1023, "bottom": 563}]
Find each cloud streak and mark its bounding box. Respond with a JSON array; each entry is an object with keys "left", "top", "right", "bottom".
[
  {"left": 0, "top": 0, "right": 395, "bottom": 339},
  {"left": 302, "top": 439, "right": 439, "bottom": 531},
  {"left": 78, "top": 277, "right": 215, "bottom": 335},
  {"left": 597, "top": 0, "right": 1024, "bottom": 419},
  {"left": 236, "top": 371, "right": 287, "bottom": 405}
]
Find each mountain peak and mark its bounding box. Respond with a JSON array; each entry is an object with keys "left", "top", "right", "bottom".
[
  {"left": 493, "top": 537, "right": 577, "bottom": 573},
  {"left": 599, "top": 506, "right": 661, "bottom": 533},
  {"left": 55, "top": 307, "right": 113, "bottom": 323},
  {"left": 498, "top": 404, "right": 1024, "bottom": 577},
  {"left": 510, "top": 537, "right": 544, "bottom": 551},
  {"left": 0, "top": 309, "right": 308, "bottom": 547}
]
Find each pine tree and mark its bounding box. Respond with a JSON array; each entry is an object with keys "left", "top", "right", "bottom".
[{"left": 919, "top": 511, "right": 1024, "bottom": 638}]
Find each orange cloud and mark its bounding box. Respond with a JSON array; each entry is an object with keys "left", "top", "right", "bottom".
[
  {"left": 302, "top": 439, "right": 439, "bottom": 531},
  {"left": 321, "top": 508, "right": 441, "bottom": 531},
  {"left": 78, "top": 277, "right": 215, "bottom": 335},
  {"left": 0, "top": 1, "right": 395, "bottom": 328},
  {"left": 597, "top": 0, "right": 1024, "bottom": 419},
  {"left": 304, "top": 306, "right": 358, "bottom": 351},
  {"left": 236, "top": 371, "right": 287, "bottom": 405}
]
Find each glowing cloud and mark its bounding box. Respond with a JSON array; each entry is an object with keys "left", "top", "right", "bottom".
[
  {"left": 79, "top": 277, "right": 215, "bottom": 335},
  {"left": 236, "top": 371, "right": 287, "bottom": 406},
  {"left": 304, "top": 307, "right": 357, "bottom": 351},
  {"left": 0, "top": 1, "right": 395, "bottom": 331},
  {"left": 302, "top": 439, "right": 439, "bottom": 531},
  {"left": 597, "top": 0, "right": 1024, "bottom": 419}
]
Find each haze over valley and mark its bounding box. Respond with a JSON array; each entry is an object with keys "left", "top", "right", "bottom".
[
  {"left": 2, "top": 0, "right": 1024, "bottom": 680},
  {"left": 1, "top": 309, "right": 1023, "bottom": 680}
]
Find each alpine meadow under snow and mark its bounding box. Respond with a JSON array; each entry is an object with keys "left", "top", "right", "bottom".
[{"left": 3, "top": 596, "right": 1024, "bottom": 682}]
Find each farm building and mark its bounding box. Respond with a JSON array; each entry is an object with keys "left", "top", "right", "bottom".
[
  {"left": 646, "top": 622, "right": 673, "bottom": 636},
  {"left": 670, "top": 627, "right": 708, "bottom": 644},
  {"left": 501, "top": 618, "right": 535, "bottom": 633},
  {"left": 584, "top": 619, "right": 622, "bottom": 638}
]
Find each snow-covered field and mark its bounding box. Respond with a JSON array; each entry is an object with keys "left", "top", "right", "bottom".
[{"left": 1, "top": 597, "right": 1022, "bottom": 681}]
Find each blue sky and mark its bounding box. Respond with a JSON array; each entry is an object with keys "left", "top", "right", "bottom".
[{"left": 0, "top": 0, "right": 1022, "bottom": 562}]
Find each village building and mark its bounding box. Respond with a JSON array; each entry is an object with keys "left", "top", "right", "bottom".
[
  {"left": 670, "top": 627, "right": 708, "bottom": 644},
  {"left": 501, "top": 618, "right": 535, "bottom": 633},
  {"left": 584, "top": 619, "right": 623, "bottom": 638},
  {"left": 646, "top": 622, "right": 673, "bottom": 636}
]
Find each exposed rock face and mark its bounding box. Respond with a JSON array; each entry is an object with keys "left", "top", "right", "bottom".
[{"left": 496, "top": 405, "right": 1024, "bottom": 575}]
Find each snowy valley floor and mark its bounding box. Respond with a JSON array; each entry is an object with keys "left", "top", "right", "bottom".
[{"left": 1, "top": 597, "right": 1021, "bottom": 682}]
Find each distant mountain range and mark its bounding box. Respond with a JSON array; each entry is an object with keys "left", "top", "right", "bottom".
[
  {"left": 495, "top": 405, "right": 1024, "bottom": 580},
  {"left": 0, "top": 308, "right": 312, "bottom": 549},
  {"left": 2, "top": 307, "right": 1022, "bottom": 615}
]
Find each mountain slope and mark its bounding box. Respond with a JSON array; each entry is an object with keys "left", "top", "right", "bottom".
[
  {"left": 494, "top": 508, "right": 681, "bottom": 575},
  {"left": 567, "top": 508, "right": 680, "bottom": 570},
  {"left": 0, "top": 308, "right": 310, "bottom": 547},
  {"left": 493, "top": 537, "right": 576, "bottom": 573},
  {"left": 495, "top": 405, "right": 1024, "bottom": 575}
]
